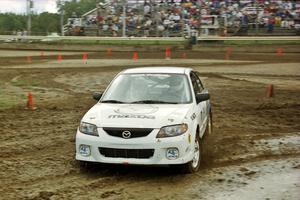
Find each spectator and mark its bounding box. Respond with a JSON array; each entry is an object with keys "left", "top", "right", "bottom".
[
  {"left": 111, "top": 23, "right": 119, "bottom": 36},
  {"left": 267, "top": 15, "right": 275, "bottom": 33},
  {"left": 80, "top": 0, "right": 298, "bottom": 37}
]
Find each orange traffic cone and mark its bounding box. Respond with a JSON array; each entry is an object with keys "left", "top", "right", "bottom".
[
  {"left": 277, "top": 48, "right": 283, "bottom": 56},
  {"left": 226, "top": 47, "right": 232, "bottom": 60},
  {"left": 26, "top": 92, "right": 37, "bottom": 110},
  {"left": 165, "top": 47, "right": 171, "bottom": 60},
  {"left": 107, "top": 48, "right": 112, "bottom": 56},
  {"left": 266, "top": 84, "right": 274, "bottom": 97},
  {"left": 57, "top": 54, "right": 63, "bottom": 61},
  {"left": 82, "top": 52, "right": 88, "bottom": 60},
  {"left": 27, "top": 56, "right": 32, "bottom": 63},
  {"left": 133, "top": 52, "right": 138, "bottom": 60}
]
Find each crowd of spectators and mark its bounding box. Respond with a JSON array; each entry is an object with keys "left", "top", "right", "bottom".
[{"left": 81, "top": 0, "right": 300, "bottom": 36}]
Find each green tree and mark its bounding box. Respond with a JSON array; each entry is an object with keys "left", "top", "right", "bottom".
[
  {"left": 58, "top": 0, "right": 103, "bottom": 19},
  {"left": 0, "top": 0, "right": 103, "bottom": 35},
  {"left": 32, "top": 12, "right": 60, "bottom": 35},
  {"left": 0, "top": 13, "right": 27, "bottom": 34}
]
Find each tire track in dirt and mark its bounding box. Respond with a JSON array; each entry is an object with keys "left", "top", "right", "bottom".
[{"left": 1, "top": 52, "right": 300, "bottom": 199}]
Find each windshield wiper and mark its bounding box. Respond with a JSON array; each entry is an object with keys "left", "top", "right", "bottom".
[
  {"left": 130, "top": 100, "right": 179, "bottom": 104},
  {"left": 101, "top": 100, "right": 126, "bottom": 104}
]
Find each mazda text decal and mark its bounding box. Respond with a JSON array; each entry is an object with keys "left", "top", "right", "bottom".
[{"left": 108, "top": 114, "right": 155, "bottom": 119}]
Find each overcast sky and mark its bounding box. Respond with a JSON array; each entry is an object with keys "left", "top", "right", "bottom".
[{"left": 0, "top": 0, "right": 59, "bottom": 14}]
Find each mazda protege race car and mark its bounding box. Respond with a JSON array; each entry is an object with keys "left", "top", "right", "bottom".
[{"left": 76, "top": 67, "right": 212, "bottom": 173}]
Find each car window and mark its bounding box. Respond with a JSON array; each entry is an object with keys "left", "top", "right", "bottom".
[
  {"left": 194, "top": 72, "right": 204, "bottom": 92},
  {"left": 190, "top": 72, "right": 201, "bottom": 95}
]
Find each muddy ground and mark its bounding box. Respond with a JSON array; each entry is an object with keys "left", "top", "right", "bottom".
[{"left": 0, "top": 49, "right": 299, "bottom": 200}]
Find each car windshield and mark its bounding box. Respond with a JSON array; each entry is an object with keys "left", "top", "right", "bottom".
[{"left": 101, "top": 73, "right": 192, "bottom": 104}]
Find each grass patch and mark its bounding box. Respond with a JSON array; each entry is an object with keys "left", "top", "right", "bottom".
[
  {"left": 222, "top": 40, "right": 300, "bottom": 45},
  {"left": 11, "top": 79, "right": 40, "bottom": 87},
  {"left": 38, "top": 38, "right": 300, "bottom": 46},
  {"left": 0, "top": 96, "right": 19, "bottom": 109},
  {"left": 40, "top": 39, "right": 185, "bottom": 46},
  {"left": 0, "top": 86, "right": 22, "bottom": 110}
]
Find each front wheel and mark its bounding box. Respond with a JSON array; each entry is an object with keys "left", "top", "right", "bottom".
[{"left": 179, "top": 136, "right": 202, "bottom": 173}]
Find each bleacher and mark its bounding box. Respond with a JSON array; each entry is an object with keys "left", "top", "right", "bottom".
[{"left": 64, "top": 0, "right": 299, "bottom": 37}]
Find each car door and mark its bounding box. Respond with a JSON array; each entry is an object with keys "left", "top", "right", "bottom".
[
  {"left": 190, "top": 72, "right": 206, "bottom": 138},
  {"left": 196, "top": 71, "right": 210, "bottom": 127}
]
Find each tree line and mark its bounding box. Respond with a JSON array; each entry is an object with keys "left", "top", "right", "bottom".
[{"left": 0, "top": 0, "right": 101, "bottom": 35}]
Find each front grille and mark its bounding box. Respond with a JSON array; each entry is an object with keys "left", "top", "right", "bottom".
[
  {"left": 99, "top": 147, "right": 154, "bottom": 159},
  {"left": 103, "top": 127, "right": 153, "bottom": 139}
]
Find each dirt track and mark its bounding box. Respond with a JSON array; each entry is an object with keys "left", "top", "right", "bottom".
[{"left": 0, "top": 49, "right": 299, "bottom": 200}]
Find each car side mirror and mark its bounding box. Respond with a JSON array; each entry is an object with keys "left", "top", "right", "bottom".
[
  {"left": 93, "top": 92, "right": 102, "bottom": 101},
  {"left": 196, "top": 93, "right": 210, "bottom": 104}
]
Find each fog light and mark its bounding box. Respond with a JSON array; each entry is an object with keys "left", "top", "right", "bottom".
[
  {"left": 79, "top": 145, "right": 91, "bottom": 157},
  {"left": 166, "top": 148, "right": 179, "bottom": 160}
]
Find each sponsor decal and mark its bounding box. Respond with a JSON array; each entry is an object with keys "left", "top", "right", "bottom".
[
  {"left": 108, "top": 114, "right": 155, "bottom": 119},
  {"left": 168, "top": 118, "right": 174, "bottom": 122},
  {"left": 191, "top": 113, "right": 196, "bottom": 121},
  {"left": 114, "top": 105, "right": 159, "bottom": 115}
]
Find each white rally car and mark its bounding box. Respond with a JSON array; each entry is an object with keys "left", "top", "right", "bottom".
[{"left": 76, "top": 67, "right": 212, "bottom": 173}]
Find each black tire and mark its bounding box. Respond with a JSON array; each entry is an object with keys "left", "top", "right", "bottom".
[
  {"left": 179, "top": 135, "right": 202, "bottom": 174},
  {"left": 201, "top": 113, "right": 211, "bottom": 166}
]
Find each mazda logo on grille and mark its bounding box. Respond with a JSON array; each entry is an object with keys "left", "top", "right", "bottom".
[{"left": 122, "top": 131, "right": 131, "bottom": 139}]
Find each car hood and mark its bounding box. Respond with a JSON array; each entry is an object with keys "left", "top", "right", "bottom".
[{"left": 81, "top": 103, "right": 192, "bottom": 128}]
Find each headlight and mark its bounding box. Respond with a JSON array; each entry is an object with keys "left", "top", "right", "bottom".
[
  {"left": 79, "top": 122, "right": 98, "bottom": 136},
  {"left": 156, "top": 124, "right": 188, "bottom": 138}
]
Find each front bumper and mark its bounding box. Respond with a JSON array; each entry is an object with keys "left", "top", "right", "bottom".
[{"left": 75, "top": 128, "right": 194, "bottom": 165}]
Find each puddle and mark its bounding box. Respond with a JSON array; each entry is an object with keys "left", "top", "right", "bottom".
[
  {"left": 185, "top": 158, "right": 300, "bottom": 200},
  {"left": 256, "top": 134, "right": 300, "bottom": 153}
]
